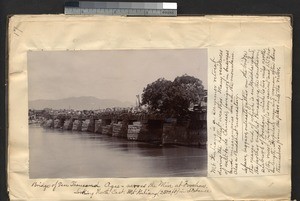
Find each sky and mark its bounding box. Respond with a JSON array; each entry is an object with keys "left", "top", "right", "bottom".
[{"left": 28, "top": 49, "right": 207, "bottom": 104}]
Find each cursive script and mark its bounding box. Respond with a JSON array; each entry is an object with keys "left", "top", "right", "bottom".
[
  {"left": 208, "top": 47, "right": 286, "bottom": 176},
  {"left": 31, "top": 180, "right": 210, "bottom": 199}
]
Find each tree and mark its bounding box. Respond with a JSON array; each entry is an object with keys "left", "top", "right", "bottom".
[
  {"left": 141, "top": 78, "right": 172, "bottom": 113},
  {"left": 141, "top": 75, "right": 205, "bottom": 117}
]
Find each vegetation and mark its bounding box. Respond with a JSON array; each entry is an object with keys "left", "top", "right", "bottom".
[{"left": 141, "top": 74, "right": 205, "bottom": 118}]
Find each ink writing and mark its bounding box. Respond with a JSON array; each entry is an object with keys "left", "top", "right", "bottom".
[{"left": 208, "top": 47, "right": 286, "bottom": 176}]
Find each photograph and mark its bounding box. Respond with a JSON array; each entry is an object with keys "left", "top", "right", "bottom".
[{"left": 28, "top": 49, "right": 208, "bottom": 178}]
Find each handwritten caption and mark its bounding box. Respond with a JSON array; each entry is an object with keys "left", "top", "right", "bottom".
[
  {"left": 31, "top": 180, "right": 210, "bottom": 199},
  {"left": 208, "top": 47, "right": 286, "bottom": 176}
]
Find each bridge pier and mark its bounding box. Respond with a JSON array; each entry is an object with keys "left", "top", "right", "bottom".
[
  {"left": 126, "top": 119, "right": 164, "bottom": 142},
  {"left": 102, "top": 119, "right": 113, "bottom": 135},
  {"left": 43, "top": 119, "right": 54, "bottom": 128},
  {"left": 94, "top": 119, "right": 102, "bottom": 133},
  {"left": 63, "top": 119, "right": 74, "bottom": 130},
  {"left": 81, "top": 118, "right": 95, "bottom": 132},
  {"left": 162, "top": 113, "right": 207, "bottom": 146},
  {"left": 127, "top": 121, "right": 142, "bottom": 140},
  {"left": 72, "top": 119, "right": 82, "bottom": 131},
  {"left": 112, "top": 120, "right": 128, "bottom": 138},
  {"left": 54, "top": 118, "right": 64, "bottom": 129},
  {"left": 138, "top": 119, "right": 163, "bottom": 142}
]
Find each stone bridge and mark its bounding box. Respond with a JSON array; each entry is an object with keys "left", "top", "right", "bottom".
[{"left": 41, "top": 111, "right": 207, "bottom": 146}]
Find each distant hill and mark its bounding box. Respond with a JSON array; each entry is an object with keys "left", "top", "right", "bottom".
[{"left": 29, "top": 96, "right": 134, "bottom": 110}]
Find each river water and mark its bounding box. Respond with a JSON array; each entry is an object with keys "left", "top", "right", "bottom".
[{"left": 29, "top": 126, "right": 207, "bottom": 178}]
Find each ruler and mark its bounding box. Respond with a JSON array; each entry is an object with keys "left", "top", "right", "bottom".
[{"left": 65, "top": 1, "right": 177, "bottom": 16}]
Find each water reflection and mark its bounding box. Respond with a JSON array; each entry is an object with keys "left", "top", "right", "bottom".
[{"left": 29, "top": 126, "right": 207, "bottom": 178}]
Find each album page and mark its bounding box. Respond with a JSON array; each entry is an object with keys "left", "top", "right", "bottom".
[{"left": 8, "top": 15, "right": 292, "bottom": 200}]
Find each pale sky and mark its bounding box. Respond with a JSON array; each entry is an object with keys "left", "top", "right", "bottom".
[{"left": 28, "top": 49, "right": 207, "bottom": 103}]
